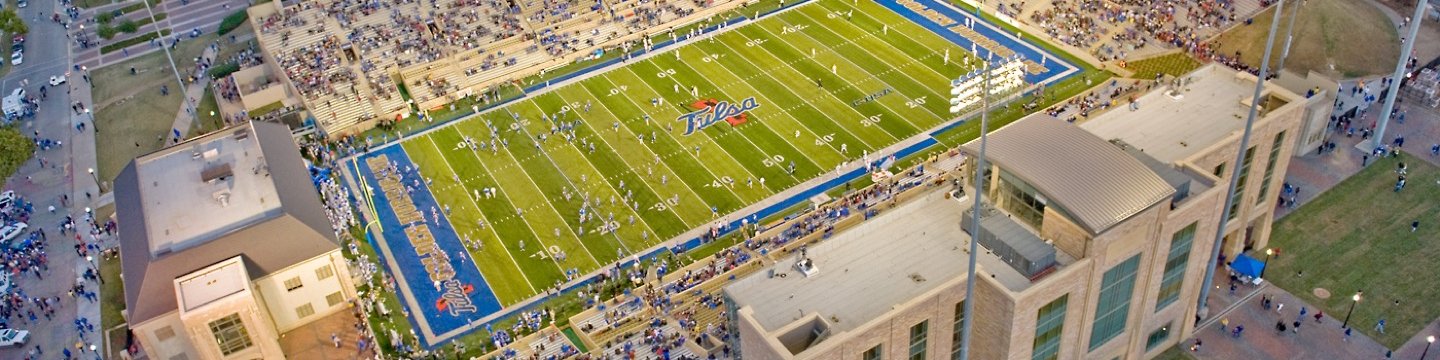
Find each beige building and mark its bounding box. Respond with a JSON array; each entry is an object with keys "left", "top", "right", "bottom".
[
  {"left": 724, "top": 64, "right": 1310, "bottom": 360},
  {"left": 116, "top": 121, "right": 357, "bottom": 360}
]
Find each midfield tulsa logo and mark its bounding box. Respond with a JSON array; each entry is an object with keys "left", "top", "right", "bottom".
[{"left": 678, "top": 97, "right": 760, "bottom": 135}]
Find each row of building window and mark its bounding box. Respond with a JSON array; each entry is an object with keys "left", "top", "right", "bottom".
[
  {"left": 859, "top": 219, "right": 1204, "bottom": 360},
  {"left": 284, "top": 264, "right": 336, "bottom": 292},
  {"left": 860, "top": 300, "right": 972, "bottom": 360}
]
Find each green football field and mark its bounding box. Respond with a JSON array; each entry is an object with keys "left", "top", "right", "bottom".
[{"left": 397, "top": 0, "right": 978, "bottom": 305}]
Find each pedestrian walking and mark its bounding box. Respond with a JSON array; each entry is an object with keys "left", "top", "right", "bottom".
[
  {"left": 1277, "top": 302, "right": 1284, "bottom": 314},
  {"left": 1315, "top": 311, "right": 1324, "bottom": 323},
  {"left": 1413, "top": 221, "right": 1420, "bottom": 232},
  {"left": 1292, "top": 320, "right": 1301, "bottom": 333},
  {"left": 1233, "top": 325, "right": 1245, "bottom": 338},
  {"left": 1190, "top": 338, "right": 1202, "bottom": 352},
  {"left": 1376, "top": 319, "right": 1386, "bottom": 334},
  {"left": 1221, "top": 317, "right": 1230, "bottom": 332},
  {"left": 1344, "top": 327, "right": 1353, "bottom": 341},
  {"left": 1298, "top": 306, "right": 1308, "bottom": 322}
]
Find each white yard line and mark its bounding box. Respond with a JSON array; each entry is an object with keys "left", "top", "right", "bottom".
[
  {"left": 593, "top": 74, "right": 754, "bottom": 209},
  {"left": 448, "top": 124, "right": 606, "bottom": 268},
  {"left": 415, "top": 137, "right": 556, "bottom": 287},
  {"left": 548, "top": 89, "right": 714, "bottom": 227},
  {"left": 677, "top": 34, "right": 853, "bottom": 162},
  {"left": 617, "top": 65, "right": 780, "bottom": 199},
  {"left": 512, "top": 99, "right": 648, "bottom": 256}
]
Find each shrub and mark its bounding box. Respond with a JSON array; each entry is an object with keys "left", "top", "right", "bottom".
[
  {"left": 208, "top": 62, "right": 240, "bottom": 79},
  {"left": 217, "top": 11, "right": 247, "bottom": 36},
  {"left": 100, "top": 28, "right": 170, "bottom": 54},
  {"left": 97, "top": 24, "right": 118, "bottom": 39},
  {"left": 96, "top": 11, "right": 114, "bottom": 24},
  {"left": 116, "top": 20, "right": 138, "bottom": 33},
  {"left": 0, "top": 126, "right": 34, "bottom": 189}
]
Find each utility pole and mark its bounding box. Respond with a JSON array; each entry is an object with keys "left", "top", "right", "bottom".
[
  {"left": 1196, "top": 0, "right": 1285, "bottom": 320},
  {"left": 1370, "top": 0, "right": 1430, "bottom": 151},
  {"left": 1275, "top": 0, "right": 1303, "bottom": 74}
]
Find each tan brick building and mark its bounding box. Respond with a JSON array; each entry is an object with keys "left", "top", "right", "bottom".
[
  {"left": 723, "top": 64, "right": 1312, "bottom": 360},
  {"left": 116, "top": 122, "right": 358, "bottom": 360}
]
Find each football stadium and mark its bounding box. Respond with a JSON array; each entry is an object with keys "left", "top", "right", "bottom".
[{"left": 348, "top": 0, "right": 1078, "bottom": 346}]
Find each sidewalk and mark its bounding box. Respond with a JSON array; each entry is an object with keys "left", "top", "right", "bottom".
[
  {"left": 1191, "top": 280, "right": 1392, "bottom": 360},
  {"left": 166, "top": 44, "right": 216, "bottom": 142}
]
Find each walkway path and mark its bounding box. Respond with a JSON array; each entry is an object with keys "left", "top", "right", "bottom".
[{"left": 165, "top": 44, "right": 216, "bottom": 143}]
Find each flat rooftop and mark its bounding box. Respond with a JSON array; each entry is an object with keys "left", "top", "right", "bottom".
[
  {"left": 177, "top": 257, "right": 249, "bottom": 313},
  {"left": 726, "top": 189, "right": 1031, "bottom": 335},
  {"left": 133, "top": 126, "right": 281, "bottom": 255},
  {"left": 1081, "top": 65, "right": 1286, "bottom": 163}
]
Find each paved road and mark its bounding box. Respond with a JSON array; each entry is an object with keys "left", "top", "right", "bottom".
[
  {"left": 70, "top": 0, "right": 240, "bottom": 69},
  {"left": 0, "top": 0, "right": 107, "bottom": 358}
]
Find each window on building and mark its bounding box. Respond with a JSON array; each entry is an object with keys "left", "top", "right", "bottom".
[
  {"left": 1032, "top": 295, "right": 1068, "bottom": 360},
  {"left": 327, "top": 291, "right": 346, "bottom": 307},
  {"left": 952, "top": 301, "right": 966, "bottom": 360},
  {"left": 154, "top": 326, "right": 176, "bottom": 342},
  {"left": 168, "top": 354, "right": 190, "bottom": 360},
  {"left": 864, "top": 345, "right": 883, "bottom": 360},
  {"left": 1228, "top": 147, "right": 1257, "bottom": 220},
  {"left": 1089, "top": 255, "right": 1142, "bottom": 350},
  {"left": 1156, "top": 223, "right": 1198, "bottom": 311},
  {"left": 1145, "top": 323, "right": 1173, "bottom": 351},
  {"left": 1212, "top": 163, "right": 1226, "bottom": 177},
  {"left": 284, "top": 277, "right": 303, "bottom": 291},
  {"left": 315, "top": 264, "right": 335, "bottom": 281},
  {"left": 910, "top": 320, "right": 928, "bottom": 360},
  {"left": 296, "top": 303, "right": 316, "bottom": 319},
  {"left": 209, "top": 314, "right": 253, "bottom": 356},
  {"left": 997, "top": 171, "right": 1047, "bottom": 228},
  {"left": 1255, "top": 131, "right": 1287, "bottom": 204}
]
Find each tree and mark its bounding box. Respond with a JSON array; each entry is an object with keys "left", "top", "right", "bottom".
[{"left": 0, "top": 9, "right": 27, "bottom": 35}]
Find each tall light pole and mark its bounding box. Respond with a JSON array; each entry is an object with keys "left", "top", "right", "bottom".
[
  {"left": 1343, "top": 291, "right": 1363, "bottom": 329},
  {"left": 88, "top": 167, "right": 102, "bottom": 193},
  {"left": 1196, "top": 0, "right": 1286, "bottom": 320},
  {"left": 951, "top": 56, "right": 1025, "bottom": 360},
  {"left": 1260, "top": 248, "right": 1274, "bottom": 278},
  {"left": 1274, "top": 0, "right": 1303, "bottom": 75},
  {"left": 1371, "top": 0, "right": 1430, "bottom": 151},
  {"left": 1422, "top": 335, "right": 1436, "bottom": 360}
]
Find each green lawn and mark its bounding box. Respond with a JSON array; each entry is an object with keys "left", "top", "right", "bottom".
[
  {"left": 99, "top": 255, "right": 126, "bottom": 359},
  {"left": 188, "top": 87, "right": 223, "bottom": 137},
  {"left": 1125, "top": 52, "right": 1203, "bottom": 80},
  {"left": 1214, "top": 0, "right": 1397, "bottom": 78},
  {"left": 1265, "top": 152, "right": 1440, "bottom": 348}
]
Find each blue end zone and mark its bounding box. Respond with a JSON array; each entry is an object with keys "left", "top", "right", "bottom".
[
  {"left": 873, "top": 0, "right": 1078, "bottom": 85},
  {"left": 353, "top": 146, "right": 503, "bottom": 346}
]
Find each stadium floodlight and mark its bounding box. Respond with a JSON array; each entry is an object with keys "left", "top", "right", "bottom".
[
  {"left": 949, "top": 56, "right": 1026, "bottom": 114},
  {"left": 953, "top": 55, "right": 1026, "bottom": 360}
]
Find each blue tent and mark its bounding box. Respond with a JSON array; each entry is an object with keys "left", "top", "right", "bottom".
[{"left": 1230, "top": 253, "right": 1265, "bottom": 278}]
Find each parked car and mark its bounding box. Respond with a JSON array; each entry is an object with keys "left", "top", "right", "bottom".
[
  {"left": 15, "top": 0, "right": 25, "bottom": 8},
  {"left": 0, "top": 223, "right": 25, "bottom": 242},
  {"left": 0, "top": 191, "right": 13, "bottom": 212},
  {"left": 48, "top": 75, "right": 65, "bottom": 86},
  {"left": 11, "top": 34, "right": 22, "bottom": 45},
  {"left": 0, "top": 329, "right": 28, "bottom": 347},
  {"left": 9, "top": 51, "right": 21, "bottom": 65}
]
